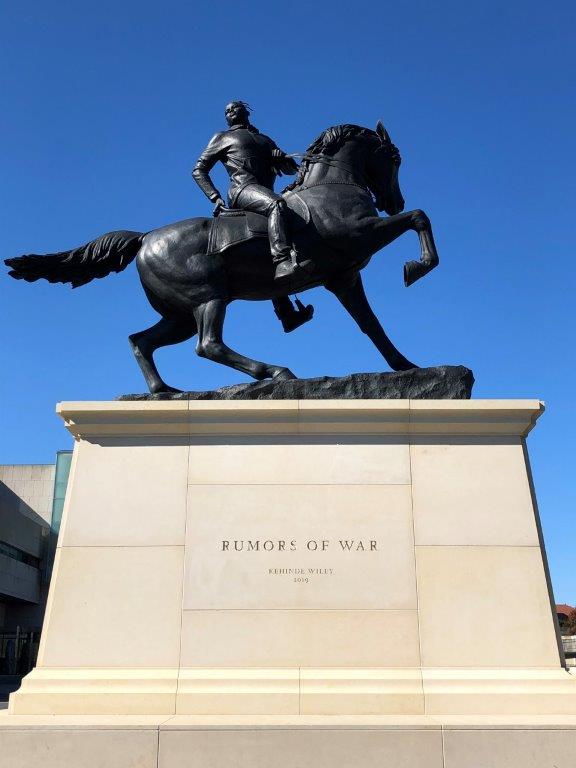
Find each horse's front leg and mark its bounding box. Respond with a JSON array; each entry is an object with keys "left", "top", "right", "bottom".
[
  {"left": 402, "top": 209, "right": 439, "bottom": 287},
  {"left": 362, "top": 209, "right": 439, "bottom": 287},
  {"left": 326, "top": 273, "right": 417, "bottom": 371}
]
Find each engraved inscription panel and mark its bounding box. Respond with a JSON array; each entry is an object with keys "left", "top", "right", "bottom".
[{"left": 183, "top": 484, "right": 416, "bottom": 610}]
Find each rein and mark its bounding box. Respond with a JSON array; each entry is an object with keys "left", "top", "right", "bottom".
[
  {"left": 296, "top": 180, "right": 370, "bottom": 193},
  {"left": 290, "top": 152, "right": 364, "bottom": 178},
  {"left": 288, "top": 152, "right": 371, "bottom": 194},
  {"left": 287, "top": 134, "right": 398, "bottom": 200}
]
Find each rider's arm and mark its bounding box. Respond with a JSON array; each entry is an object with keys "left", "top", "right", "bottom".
[
  {"left": 271, "top": 144, "right": 299, "bottom": 176},
  {"left": 192, "top": 133, "right": 225, "bottom": 202}
]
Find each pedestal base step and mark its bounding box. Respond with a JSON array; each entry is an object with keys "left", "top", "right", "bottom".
[
  {"left": 9, "top": 667, "right": 576, "bottom": 716},
  {"left": 1, "top": 714, "right": 576, "bottom": 768}
]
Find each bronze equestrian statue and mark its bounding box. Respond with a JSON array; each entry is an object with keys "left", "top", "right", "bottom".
[
  {"left": 193, "top": 100, "right": 313, "bottom": 332},
  {"left": 5, "top": 119, "right": 439, "bottom": 395}
]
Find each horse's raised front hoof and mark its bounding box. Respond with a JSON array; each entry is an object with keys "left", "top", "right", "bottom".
[
  {"left": 404, "top": 259, "right": 437, "bottom": 287},
  {"left": 272, "top": 368, "right": 297, "bottom": 382}
]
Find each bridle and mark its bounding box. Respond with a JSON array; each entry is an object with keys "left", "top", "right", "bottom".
[
  {"left": 289, "top": 140, "right": 398, "bottom": 199},
  {"left": 295, "top": 154, "right": 369, "bottom": 193}
]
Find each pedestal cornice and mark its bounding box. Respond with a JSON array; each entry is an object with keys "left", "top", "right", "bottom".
[{"left": 57, "top": 399, "right": 544, "bottom": 439}]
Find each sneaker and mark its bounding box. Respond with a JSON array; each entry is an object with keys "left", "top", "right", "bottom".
[{"left": 276, "top": 302, "right": 314, "bottom": 333}]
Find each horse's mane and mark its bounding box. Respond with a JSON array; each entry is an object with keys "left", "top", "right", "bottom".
[
  {"left": 306, "top": 124, "right": 374, "bottom": 155},
  {"left": 284, "top": 124, "right": 375, "bottom": 192}
]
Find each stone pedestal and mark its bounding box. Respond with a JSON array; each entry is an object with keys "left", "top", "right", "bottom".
[{"left": 3, "top": 398, "right": 576, "bottom": 766}]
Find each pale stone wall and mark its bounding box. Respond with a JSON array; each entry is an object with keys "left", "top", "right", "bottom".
[
  {"left": 0, "top": 464, "right": 55, "bottom": 631},
  {"left": 0, "top": 465, "right": 55, "bottom": 526}
]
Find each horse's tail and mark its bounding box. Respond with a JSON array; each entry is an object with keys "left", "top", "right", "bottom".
[{"left": 4, "top": 230, "right": 145, "bottom": 288}]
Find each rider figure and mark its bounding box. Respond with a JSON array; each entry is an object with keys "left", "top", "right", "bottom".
[{"left": 193, "top": 101, "right": 314, "bottom": 323}]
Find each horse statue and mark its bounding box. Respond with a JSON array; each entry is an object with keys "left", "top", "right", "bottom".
[{"left": 5, "top": 121, "right": 439, "bottom": 394}]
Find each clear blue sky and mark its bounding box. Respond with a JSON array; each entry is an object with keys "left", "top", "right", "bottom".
[{"left": 1, "top": 2, "right": 574, "bottom": 601}]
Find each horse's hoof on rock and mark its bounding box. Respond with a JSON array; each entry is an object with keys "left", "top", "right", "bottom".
[
  {"left": 273, "top": 368, "right": 297, "bottom": 382},
  {"left": 152, "top": 384, "right": 183, "bottom": 394}
]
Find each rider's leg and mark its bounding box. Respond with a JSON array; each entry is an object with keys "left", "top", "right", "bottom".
[
  {"left": 234, "top": 184, "right": 312, "bottom": 326},
  {"left": 267, "top": 198, "right": 291, "bottom": 259},
  {"left": 234, "top": 185, "right": 298, "bottom": 282}
]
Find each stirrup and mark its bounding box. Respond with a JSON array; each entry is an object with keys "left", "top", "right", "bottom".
[
  {"left": 290, "top": 247, "right": 314, "bottom": 273},
  {"left": 274, "top": 260, "right": 298, "bottom": 283}
]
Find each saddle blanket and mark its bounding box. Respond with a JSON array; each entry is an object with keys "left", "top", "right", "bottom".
[
  {"left": 207, "top": 211, "right": 268, "bottom": 255},
  {"left": 206, "top": 194, "right": 310, "bottom": 256}
]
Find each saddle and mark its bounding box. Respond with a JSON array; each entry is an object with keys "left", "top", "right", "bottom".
[{"left": 206, "top": 193, "right": 310, "bottom": 255}]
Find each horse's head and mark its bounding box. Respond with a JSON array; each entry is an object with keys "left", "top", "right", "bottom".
[
  {"left": 289, "top": 123, "right": 405, "bottom": 216},
  {"left": 364, "top": 121, "right": 405, "bottom": 216}
]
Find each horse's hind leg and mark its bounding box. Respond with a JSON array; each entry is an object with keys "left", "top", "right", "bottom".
[
  {"left": 194, "top": 299, "right": 296, "bottom": 381},
  {"left": 129, "top": 316, "right": 197, "bottom": 394}
]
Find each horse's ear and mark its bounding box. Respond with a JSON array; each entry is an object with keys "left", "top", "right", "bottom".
[{"left": 376, "top": 120, "right": 391, "bottom": 144}]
